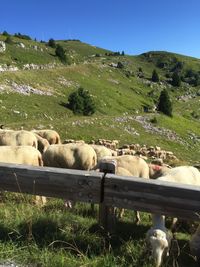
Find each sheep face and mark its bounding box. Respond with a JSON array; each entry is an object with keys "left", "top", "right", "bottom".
[{"left": 146, "top": 229, "right": 170, "bottom": 267}]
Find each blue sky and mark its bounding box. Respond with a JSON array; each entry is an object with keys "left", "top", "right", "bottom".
[{"left": 1, "top": 0, "right": 200, "bottom": 58}]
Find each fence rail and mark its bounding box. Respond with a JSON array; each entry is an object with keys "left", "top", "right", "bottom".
[{"left": 0, "top": 162, "right": 200, "bottom": 231}]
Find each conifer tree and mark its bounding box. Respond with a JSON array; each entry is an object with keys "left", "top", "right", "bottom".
[
  {"left": 171, "top": 72, "right": 181, "bottom": 87},
  {"left": 157, "top": 89, "right": 173, "bottom": 117},
  {"left": 152, "top": 69, "right": 159, "bottom": 82}
]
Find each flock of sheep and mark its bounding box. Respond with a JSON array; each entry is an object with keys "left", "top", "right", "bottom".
[{"left": 0, "top": 128, "right": 199, "bottom": 266}]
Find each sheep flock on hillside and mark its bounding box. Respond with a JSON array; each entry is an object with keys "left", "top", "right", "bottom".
[{"left": 0, "top": 127, "right": 199, "bottom": 266}]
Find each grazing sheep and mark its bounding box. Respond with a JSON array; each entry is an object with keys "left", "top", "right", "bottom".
[
  {"left": 33, "top": 133, "right": 50, "bottom": 154},
  {"left": 114, "top": 166, "right": 141, "bottom": 221},
  {"left": 95, "top": 155, "right": 149, "bottom": 224},
  {"left": 0, "top": 145, "right": 43, "bottom": 166},
  {"left": 0, "top": 130, "right": 38, "bottom": 148},
  {"left": 42, "top": 143, "right": 97, "bottom": 209},
  {"left": 90, "top": 144, "right": 117, "bottom": 161},
  {"left": 0, "top": 145, "right": 46, "bottom": 205},
  {"left": 32, "top": 129, "right": 61, "bottom": 144},
  {"left": 190, "top": 224, "right": 200, "bottom": 265},
  {"left": 146, "top": 166, "right": 200, "bottom": 267},
  {"left": 42, "top": 143, "right": 97, "bottom": 170},
  {"left": 149, "top": 163, "right": 171, "bottom": 179},
  {"left": 146, "top": 214, "right": 172, "bottom": 267},
  {"left": 96, "top": 155, "right": 149, "bottom": 178}
]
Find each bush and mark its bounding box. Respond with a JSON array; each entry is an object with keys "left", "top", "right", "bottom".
[
  {"left": 55, "top": 44, "right": 67, "bottom": 63},
  {"left": 171, "top": 72, "right": 181, "bottom": 87},
  {"left": 157, "top": 89, "right": 173, "bottom": 117},
  {"left": 5, "top": 36, "right": 13, "bottom": 44},
  {"left": 2, "top": 31, "right": 9, "bottom": 36},
  {"left": 14, "top": 33, "right": 32, "bottom": 40},
  {"left": 67, "top": 88, "right": 96, "bottom": 115},
  {"left": 151, "top": 69, "right": 159, "bottom": 82},
  {"left": 48, "top": 38, "right": 56, "bottom": 48}
]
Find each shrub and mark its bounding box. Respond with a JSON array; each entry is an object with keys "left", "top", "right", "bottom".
[
  {"left": 67, "top": 88, "right": 96, "bottom": 115},
  {"left": 2, "top": 31, "right": 9, "bottom": 36},
  {"left": 151, "top": 69, "right": 159, "bottom": 82},
  {"left": 5, "top": 36, "right": 13, "bottom": 44},
  {"left": 171, "top": 72, "right": 181, "bottom": 87},
  {"left": 14, "top": 33, "right": 32, "bottom": 40},
  {"left": 48, "top": 38, "right": 56, "bottom": 48},
  {"left": 157, "top": 89, "right": 173, "bottom": 117},
  {"left": 55, "top": 44, "right": 67, "bottom": 63},
  {"left": 117, "top": 62, "right": 124, "bottom": 69}
]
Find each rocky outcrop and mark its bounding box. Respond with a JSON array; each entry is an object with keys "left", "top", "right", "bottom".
[{"left": 0, "top": 41, "right": 6, "bottom": 52}]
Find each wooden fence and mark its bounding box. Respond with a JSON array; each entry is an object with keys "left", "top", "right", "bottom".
[{"left": 0, "top": 162, "right": 200, "bottom": 232}]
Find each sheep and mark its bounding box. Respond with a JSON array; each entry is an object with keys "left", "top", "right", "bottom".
[
  {"left": 32, "top": 129, "right": 61, "bottom": 144},
  {"left": 0, "top": 145, "right": 43, "bottom": 166},
  {"left": 42, "top": 143, "right": 97, "bottom": 170},
  {"left": 146, "top": 214, "right": 172, "bottom": 267},
  {"left": 146, "top": 166, "right": 200, "bottom": 267},
  {"left": 33, "top": 133, "right": 50, "bottom": 154},
  {"left": 96, "top": 155, "right": 149, "bottom": 179},
  {"left": 113, "top": 166, "right": 140, "bottom": 220},
  {"left": 42, "top": 143, "right": 97, "bottom": 209},
  {"left": 90, "top": 144, "right": 117, "bottom": 161},
  {"left": 0, "top": 146, "right": 46, "bottom": 206},
  {"left": 149, "top": 163, "right": 172, "bottom": 179},
  {"left": 95, "top": 155, "right": 149, "bottom": 224},
  {"left": 190, "top": 224, "right": 200, "bottom": 265},
  {"left": 0, "top": 130, "right": 38, "bottom": 148}
]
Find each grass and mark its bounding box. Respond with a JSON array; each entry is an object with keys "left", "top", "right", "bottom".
[{"left": 0, "top": 193, "right": 197, "bottom": 267}]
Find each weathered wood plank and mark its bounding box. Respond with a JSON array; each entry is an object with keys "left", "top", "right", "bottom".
[
  {"left": 0, "top": 163, "right": 103, "bottom": 203},
  {"left": 104, "top": 174, "right": 200, "bottom": 221},
  {"left": 98, "top": 161, "right": 117, "bottom": 233}
]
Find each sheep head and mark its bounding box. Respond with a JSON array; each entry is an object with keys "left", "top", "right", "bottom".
[{"left": 146, "top": 228, "right": 171, "bottom": 267}]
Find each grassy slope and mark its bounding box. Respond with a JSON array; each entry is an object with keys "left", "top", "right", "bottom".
[{"left": 0, "top": 35, "right": 200, "bottom": 266}]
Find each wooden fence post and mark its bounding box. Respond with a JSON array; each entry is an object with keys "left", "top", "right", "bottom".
[{"left": 98, "top": 160, "right": 117, "bottom": 234}]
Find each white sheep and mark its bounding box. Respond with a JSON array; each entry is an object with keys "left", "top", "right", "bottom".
[
  {"left": 0, "top": 145, "right": 46, "bottom": 205},
  {"left": 42, "top": 143, "right": 97, "bottom": 170},
  {"left": 146, "top": 166, "right": 200, "bottom": 267},
  {"left": 32, "top": 129, "right": 61, "bottom": 144},
  {"left": 0, "top": 130, "right": 38, "bottom": 148},
  {"left": 42, "top": 143, "right": 97, "bottom": 208},
  {"left": 33, "top": 133, "right": 50, "bottom": 154},
  {"left": 146, "top": 214, "right": 172, "bottom": 267},
  {"left": 90, "top": 144, "right": 117, "bottom": 161},
  {"left": 95, "top": 155, "right": 149, "bottom": 224}
]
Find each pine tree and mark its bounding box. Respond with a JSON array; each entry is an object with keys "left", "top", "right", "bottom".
[
  {"left": 171, "top": 72, "right": 181, "bottom": 87},
  {"left": 157, "top": 89, "right": 173, "bottom": 117},
  {"left": 48, "top": 38, "right": 56, "bottom": 48},
  {"left": 152, "top": 69, "right": 159, "bottom": 82},
  {"left": 55, "top": 44, "right": 67, "bottom": 63}
]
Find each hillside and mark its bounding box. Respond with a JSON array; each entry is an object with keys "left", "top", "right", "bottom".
[{"left": 0, "top": 33, "right": 200, "bottom": 164}]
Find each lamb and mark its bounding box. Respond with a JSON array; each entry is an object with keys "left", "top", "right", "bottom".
[
  {"left": 32, "top": 129, "right": 61, "bottom": 144},
  {"left": 0, "top": 145, "right": 46, "bottom": 205},
  {"left": 42, "top": 143, "right": 97, "bottom": 170},
  {"left": 146, "top": 166, "right": 200, "bottom": 267},
  {"left": 0, "top": 130, "right": 38, "bottom": 148}
]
